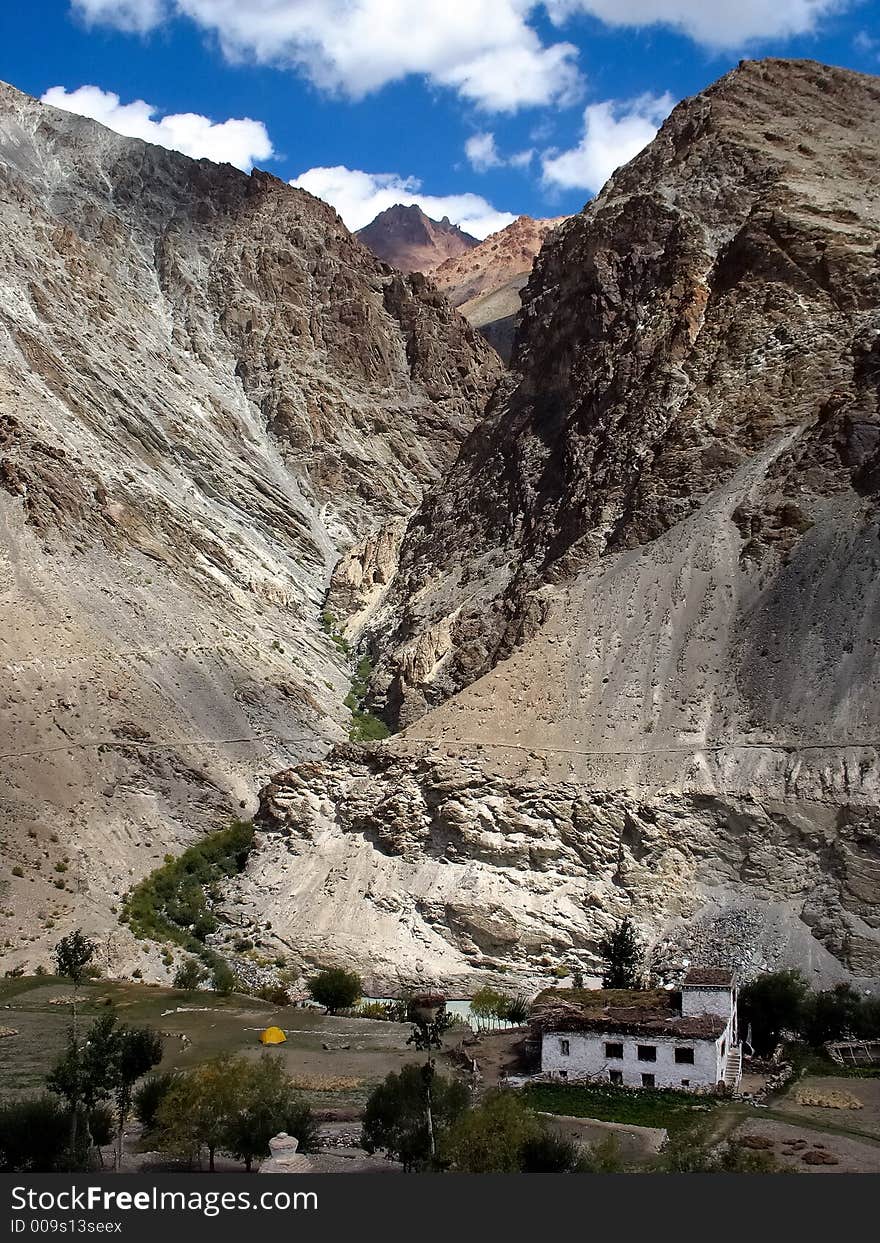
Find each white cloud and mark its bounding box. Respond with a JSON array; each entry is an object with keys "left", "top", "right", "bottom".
[
  {"left": 465, "top": 132, "right": 502, "bottom": 172},
  {"left": 541, "top": 92, "right": 674, "bottom": 192},
  {"left": 72, "top": 0, "right": 583, "bottom": 113},
  {"left": 545, "top": 0, "right": 847, "bottom": 49},
  {"left": 40, "top": 85, "right": 274, "bottom": 170},
  {"left": 465, "top": 131, "right": 534, "bottom": 174},
  {"left": 72, "top": 0, "right": 168, "bottom": 32},
  {"left": 290, "top": 165, "right": 516, "bottom": 238}
]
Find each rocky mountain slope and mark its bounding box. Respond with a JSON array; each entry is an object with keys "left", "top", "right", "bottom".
[
  {"left": 0, "top": 81, "right": 500, "bottom": 972},
  {"left": 356, "top": 204, "right": 478, "bottom": 274},
  {"left": 432, "top": 215, "right": 567, "bottom": 360},
  {"left": 232, "top": 59, "right": 880, "bottom": 992}
]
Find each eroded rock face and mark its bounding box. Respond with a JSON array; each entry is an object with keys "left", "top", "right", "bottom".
[
  {"left": 0, "top": 81, "right": 500, "bottom": 970},
  {"left": 238, "top": 59, "right": 880, "bottom": 990},
  {"left": 364, "top": 59, "right": 880, "bottom": 727},
  {"left": 234, "top": 744, "right": 879, "bottom": 990}
]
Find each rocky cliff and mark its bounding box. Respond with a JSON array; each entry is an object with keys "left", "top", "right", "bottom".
[
  {"left": 236, "top": 59, "right": 880, "bottom": 992},
  {"left": 0, "top": 81, "right": 500, "bottom": 971},
  {"left": 432, "top": 215, "right": 567, "bottom": 361},
  {"left": 356, "top": 204, "right": 479, "bottom": 274}
]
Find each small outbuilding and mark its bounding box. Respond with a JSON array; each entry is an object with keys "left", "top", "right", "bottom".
[{"left": 259, "top": 1025, "right": 287, "bottom": 1045}]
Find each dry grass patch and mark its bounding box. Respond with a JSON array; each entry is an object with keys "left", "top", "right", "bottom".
[
  {"left": 288, "top": 1075, "right": 363, "bottom": 1092},
  {"left": 790, "top": 1084, "right": 863, "bottom": 1110}
]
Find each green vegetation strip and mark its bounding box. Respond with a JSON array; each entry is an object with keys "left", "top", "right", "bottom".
[
  {"left": 119, "top": 820, "right": 254, "bottom": 978},
  {"left": 344, "top": 653, "right": 390, "bottom": 742},
  {"left": 522, "top": 1083, "right": 715, "bottom": 1135}
]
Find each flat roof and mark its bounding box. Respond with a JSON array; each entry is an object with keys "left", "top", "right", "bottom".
[
  {"left": 681, "top": 968, "right": 735, "bottom": 987},
  {"left": 531, "top": 990, "right": 727, "bottom": 1040}
]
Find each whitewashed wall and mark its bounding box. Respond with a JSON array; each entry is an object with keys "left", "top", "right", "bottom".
[
  {"left": 681, "top": 985, "right": 737, "bottom": 1042},
  {"left": 540, "top": 1028, "right": 727, "bottom": 1090}
]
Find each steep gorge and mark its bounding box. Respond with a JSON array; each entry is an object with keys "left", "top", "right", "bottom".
[
  {"left": 236, "top": 59, "right": 880, "bottom": 992},
  {"left": 0, "top": 81, "right": 500, "bottom": 972}
]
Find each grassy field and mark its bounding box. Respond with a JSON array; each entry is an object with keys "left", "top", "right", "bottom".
[
  {"left": 0, "top": 977, "right": 440, "bottom": 1109},
  {"left": 521, "top": 1082, "right": 717, "bottom": 1136}
]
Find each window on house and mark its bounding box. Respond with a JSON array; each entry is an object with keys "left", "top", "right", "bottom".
[
  {"left": 641, "top": 1073, "right": 655, "bottom": 1087},
  {"left": 609, "top": 1070, "right": 623, "bottom": 1084},
  {"left": 604, "top": 1042, "right": 624, "bottom": 1059},
  {"left": 675, "top": 1047, "right": 695, "bottom": 1064},
  {"left": 559, "top": 1038, "right": 570, "bottom": 1057},
  {"left": 680, "top": 1079, "right": 690, "bottom": 1088},
  {"left": 721, "top": 1039, "right": 726, "bottom": 1057},
  {"left": 557, "top": 1069, "right": 568, "bottom": 1079},
  {"left": 637, "top": 1045, "right": 657, "bottom": 1062}
]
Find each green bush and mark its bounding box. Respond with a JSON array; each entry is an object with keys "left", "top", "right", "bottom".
[
  {"left": 520, "top": 1129, "right": 595, "bottom": 1173},
  {"left": 362, "top": 1065, "right": 470, "bottom": 1171},
  {"left": 173, "top": 958, "right": 205, "bottom": 992},
  {"left": 120, "top": 821, "right": 253, "bottom": 981},
  {"left": 88, "top": 1104, "right": 115, "bottom": 1149},
  {"left": 308, "top": 967, "right": 362, "bottom": 1013},
  {"left": 210, "top": 959, "right": 237, "bottom": 996},
  {"left": 134, "top": 1072, "right": 182, "bottom": 1133},
  {"left": 0, "top": 1095, "right": 72, "bottom": 1171},
  {"left": 739, "top": 969, "right": 809, "bottom": 1054}
]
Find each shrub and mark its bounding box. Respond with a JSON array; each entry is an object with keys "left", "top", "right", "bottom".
[
  {"left": 134, "top": 1073, "right": 182, "bottom": 1133},
  {"left": 119, "top": 821, "right": 254, "bottom": 976},
  {"left": 499, "top": 994, "right": 530, "bottom": 1024},
  {"left": 254, "top": 984, "right": 291, "bottom": 1006},
  {"left": 362, "top": 1065, "right": 470, "bottom": 1171},
  {"left": 88, "top": 1104, "right": 115, "bottom": 1150},
  {"left": 308, "top": 968, "right": 362, "bottom": 1014},
  {"left": 172, "top": 958, "right": 205, "bottom": 992},
  {"left": 442, "top": 1089, "right": 540, "bottom": 1173},
  {"left": 210, "top": 959, "right": 237, "bottom": 996},
  {"left": 0, "top": 1095, "right": 72, "bottom": 1172},
  {"left": 520, "top": 1130, "right": 589, "bottom": 1172}
]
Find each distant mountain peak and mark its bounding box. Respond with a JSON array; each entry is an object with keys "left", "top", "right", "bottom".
[{"left": 356, "top": 203, "right": 479, "bottom": 274}]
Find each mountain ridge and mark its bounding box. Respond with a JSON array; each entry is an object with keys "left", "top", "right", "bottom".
[
  {"left": 237, "top": 57, "right": 880, "bottom": 991},
  {"left": 355, "top": 203, "right": 479, "bottom": 274},
  {"left": 0, "top": 78, "right": 501, "bottom": 974}
]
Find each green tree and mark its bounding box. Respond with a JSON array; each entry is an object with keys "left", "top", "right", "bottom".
[
  {"left": 739, "top": 970, "right": 808, "bottom": 1055},
  {"left": 442, "top": 1089, "right": 540, "bottom": 1173},
  {"left": 173, "top": 958, "right": 205, "bottom": 991},
  {"left": 799, "top": 983, "right": 863, "bottom": 1047},
  {"left": 156, "top": 1057, "right": 247, "bottom": 1171},
  {"left": 222, "top": 1056, "right": 316, "bottom": 1172},
  {"left": 134, "top": 1072, "right": 182, "bottom": 1134},
  {"left": 307, "top": 967, "right": 362, "bottom": 1014},
  {"left": 598, "top": 917, "right": 643, "bottom": 989},
  {"left": 362, "top": 1065, "right": 470, "bottom": 1171},
  {"left": 469, "top": 986, "right": 507, "bottom": 1029},
  {"left": 46, "top": 1012, "right": 116, "bottom": 1168},
  {"left": 53, "top": 930, "right": 96, "bottom": 1039},
  {"left": 109, "top": 1022, "right": 164, "bottom": 1171},
  {"left": 210, "top": 958, "right": 236, "bottom": 996},
  {"left": 499, "top": 994, "right": 530, "bottom": 1025}
]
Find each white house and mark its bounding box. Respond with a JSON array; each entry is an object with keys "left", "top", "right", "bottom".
[{"left": 532, "top": 967, "right": 741, "bottom": 1093}]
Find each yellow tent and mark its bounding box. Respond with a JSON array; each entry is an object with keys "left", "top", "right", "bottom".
[{"left": 259, "top": 1026, "right": 287, "bottom": 1045}]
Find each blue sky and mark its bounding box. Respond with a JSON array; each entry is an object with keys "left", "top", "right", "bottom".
[{"left": 1, "top": 2, "right": 878, "bottom": 237}]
